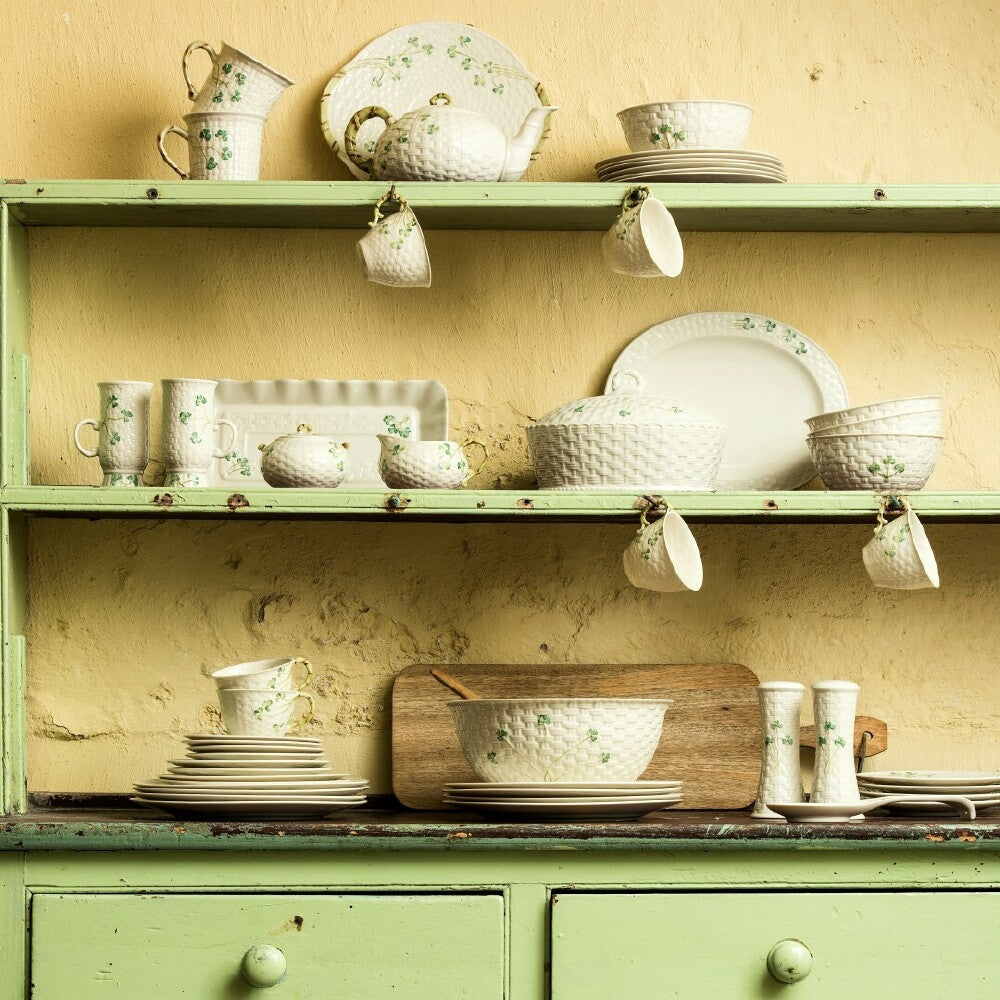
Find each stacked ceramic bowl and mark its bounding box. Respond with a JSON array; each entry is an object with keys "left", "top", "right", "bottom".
[
  {"left": 445, "top": 697, "right": 682, "bottom": 820},
  {"left": 131, "top": 734, "right": 369, "bottom": 818},
  {"left": 597, "top": 100, "right": 786, "bottom": 183},
  {"left": 859, "top": 770, "right": 1000, "bottom": 815},
  {"left": 805, "top": 396, "right": 943, "bottom": 490}
]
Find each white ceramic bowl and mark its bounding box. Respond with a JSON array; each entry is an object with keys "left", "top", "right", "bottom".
[
  {"left": 807, "top": 432, "right": 943, "bottom": 491},
  {"left": 806, "top": 409, "right": 943, "bottom": 438},
  {"left": 449, "top": 697, "right": 672, "bottom": 783},
  {"left": 805, "top": 396, "right": 941, "bottom": 434},
  {"left": 617, "top": 100, "right": 752, "bottom": 152}
]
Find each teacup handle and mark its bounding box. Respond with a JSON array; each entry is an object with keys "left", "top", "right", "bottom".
[
  {"left": 291, "top": 657, "right": 313, "bottom": 691},
  {"left": 183, "top": 40, "right": 218, "bottom": 101},
  {"left": 73, "top": 418, "right": 100, "bottom": 458},
  {"left": 213, "top": 418, "right": 238, "bottom": 458},
  {"left": 289, "top": 691, "right": 315, "bottom": 732},
  {"left": 459, "top": 439, "right": 489, "bottom": 483},
  {"left": 343, "top": 105, "right": 394, "bottom": 175},
  {"left": 157, "top": 126, "right": 189, "bottom": 179}
]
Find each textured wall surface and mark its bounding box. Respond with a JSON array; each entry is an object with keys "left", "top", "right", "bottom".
[{"left": 2, "top": 1, "right": 999, "bottom": 791}]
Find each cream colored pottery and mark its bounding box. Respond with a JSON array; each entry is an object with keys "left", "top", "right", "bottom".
[
  {"left": 862, "top": 506, "right": 939, "bottom": 590},
  {"left": 752, "top": 681, "right": 805, "bottom": 819},
  {"left": 357, "top": 195, "right": 431, "bottom": 288},
  {"left": 602, "top": 188, "right": 684, "bottom": 278},
  {"left": 807, "top": 431, "right": 942, "bottom": 491},
  {"left": 622, "top": 508, "right": 702, "bottom": 592},
  {"left": 158, "top": 112, "right": 265, "bottom": 180},
  {"left": 768, "top": 795, "right": 975, "bottom": 823},
  {"left": 809, "top": 680, "right": 861, "bottom": 805},
  {"left": 449, "top": 697, "right": 672, "bottom": 783},
  {"left": 218, "top": 687, "right": 314, "bottom": 737},
  {"left": 258, "top": 424, "right": 349, "bottom": 488},
  {"left": 211, "top": 657, "right": 313, "bottom": 692},
  {"left": 344, "top": 92, "right": 557, "bottom": 182},
  {"left": 805, "top": 395, "right": 942, "bottom": 433},
  {"left": 617, "top": 100, "right": 752, "bottom": 151},
  {"left": 377, "top": 434, "right": 487, "bottom": 489},
  {"left": 183, "top": 40, "right": 294, "bottom": 115},
  {"left": 161, "top": 379, "right": 237, "bottom": 487},
  {"left": 73, "top": 380, "right": 152, "bottom": 487}
]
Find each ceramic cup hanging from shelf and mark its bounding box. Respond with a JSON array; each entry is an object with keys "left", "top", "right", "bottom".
[
  {"left": 377, "top": 434, "right": 488, "bottom": 489},
  {"left": 752, "top": 681, "right": 805, "bottom": 819},
  {"left": 161, "top": 378, "right": 238, "bottom": 487},
  {"left": 357, "top": 189, "right": 431, "bottom": 287},
  {"left": 809, "top": 680, "right": 861, "bottom": 805},
  {"left": 623, "top": 505, "right": 703, "bottom": 592},
  {"left": 74, "top": 380, "right": 152, "bottom": 487},
  {"left": 862, "top": 499, "right": 939, "bottom": 590},
  {"left": 602, "top": 187, "right": 684, "bottom": 278},
  {"left": 158, "top": 111, "right": 266, "bottom": 180},
  {"left": 181, "top": 40, "right": 294, "bottom": 116}
]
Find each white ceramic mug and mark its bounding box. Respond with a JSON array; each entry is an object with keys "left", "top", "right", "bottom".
[
  {"left": 183, "top": 40, "right": 294, "bottom": 116},
  {"left": 862, "top": 503, "right": 939, "bottom": 590},
  {"left": 74, "top": 380, "right": 152, "bottom": 487},
  {"left": 218, "top": 687, "right": 315, "bottom": 737},
  {"left": 623, "top": 507, "right": 703, "bottom": 592},
  {"left": 158, "top": 112, "right": 265, "bottom": 180},
  {"left": 212, "top": 657, "right": 312, "bottom": 692},
  {"left": 357, "top": 193, "right": 431, "bottom": 288},
  {"left": 161, "top": 378, "right": 237, "bottom": 487},
  {"left": 602, "top": 187, "right": 684, "bottom": 278},
  {"left": 377, "top": 434, "right": 488, "bottom": 489}
]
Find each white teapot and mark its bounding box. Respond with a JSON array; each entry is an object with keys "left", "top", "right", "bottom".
[
  {"left": 343, "top": 92, "right": 557, "bottom": 182},
  {"left": 258, "top": 424, "right": 349, "bottom": 488}
]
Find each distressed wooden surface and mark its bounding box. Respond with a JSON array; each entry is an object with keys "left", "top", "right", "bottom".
[
  {"left": 393, "top": 663, "right": 760, "bottom": 810},
  {"left": 802, "top": 715, "right": 888, "bottom": 756}
]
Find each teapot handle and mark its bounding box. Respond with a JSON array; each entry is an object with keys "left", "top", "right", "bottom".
[
  {"left": 183, "top": 41, "right": 218, "bottom": 102},
  {"left": 343, "top": 106, "right": 393, "bottom": 176}
]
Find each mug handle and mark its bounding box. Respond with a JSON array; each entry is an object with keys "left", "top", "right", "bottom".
[
  {"left": 289, "top": 691, "right": 315, "bottom": 732},
  {"left": 73, "top": 418, "right": 100, "bottom": 458},
  {"left": 459, "top": 439, "right": 489, "bottom": 483},
  {"left": 290, "top": 657, "right": 313, "bottom": 691},
  {"left": 183, "top": 40, "right": 218, "bottom": 101},
  {"left": 213, "top": 418, "right": 238, "bottom": 458},
  {"left": 157, "top": 126, "right": 189, "bottom": 179}
]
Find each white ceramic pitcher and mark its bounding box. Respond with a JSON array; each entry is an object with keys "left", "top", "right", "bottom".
[{"left": 182, "top": 40, "right": 294, "bottom": 116}]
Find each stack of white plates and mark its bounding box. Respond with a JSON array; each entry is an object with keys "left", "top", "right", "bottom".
[
  {"left": 132, "top": 734, "right": 369, "bottom": 818},
  {"left": 859, "top": 770, "right": 1000, "bottom": 815},
  {"left": 444, "top": 780, "right": 683, "bottom": 820},
  {"left": 595, "top": 149, "right": 786, "bottom": 184}
]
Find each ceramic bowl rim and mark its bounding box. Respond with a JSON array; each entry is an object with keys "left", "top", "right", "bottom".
[{"left": 618, "top": 99, "right": 752, "bottom": 116}]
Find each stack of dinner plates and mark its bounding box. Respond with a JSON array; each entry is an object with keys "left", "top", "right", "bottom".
[
  {"left": 444, "top": 780, "right": 683, "bottom": 821},
  {"left": 131, "top": 734, "right": 368, "bottom": 818},
  {"left": 595, "top": 149, "right": 786, "bottom": 184},
  {"left": 859, "top": 770, "right": 1000, "bottom": 815}
]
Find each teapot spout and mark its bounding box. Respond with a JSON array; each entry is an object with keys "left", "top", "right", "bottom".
[{"left": 499, "top": 106, "right": 558, "bottom": 182}]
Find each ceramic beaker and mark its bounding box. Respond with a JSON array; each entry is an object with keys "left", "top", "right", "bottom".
[
  {"left": 810, "top": 680, "right": 861, "bottom": 805},
  {"left": 161, "top": 379, "right": 237, "bottom": 487},
  {"left": 73, "top": 380, "right": 152, "bottom": 487},
  {"left": 752, "top": 681, "right": 805, "bottom": 818}
]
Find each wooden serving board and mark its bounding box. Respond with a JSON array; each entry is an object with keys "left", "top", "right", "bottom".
[{"left": 392, "top": 663, "right": 761, "bottom": 810}]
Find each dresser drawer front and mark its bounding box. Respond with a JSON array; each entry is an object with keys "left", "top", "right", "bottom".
[
  {"left": 31, "top": 892, "right": 504, "bottom": 999},
  {"left": 551, "top": 890, "right": 997, "bottom": 998}
]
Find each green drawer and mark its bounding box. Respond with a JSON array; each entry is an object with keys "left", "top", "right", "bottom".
[
  {"left": 551, "top": 890, "right": 998, "bottom": 998},
  {"left": 31, "top": 892, "right": 504, "bottom": 999}
]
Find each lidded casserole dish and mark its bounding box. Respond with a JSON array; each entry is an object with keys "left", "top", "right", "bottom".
[{"left": 526, "top": 370, "right": 727, "bottom": 490}]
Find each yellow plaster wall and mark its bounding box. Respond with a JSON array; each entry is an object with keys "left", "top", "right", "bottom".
[{"left": 2, "top": 1, "right": 999, "bottom": 792}]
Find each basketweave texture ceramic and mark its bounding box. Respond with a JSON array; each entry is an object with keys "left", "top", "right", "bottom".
[
  {"left": 806, "top": 409, "right": 943, "bottom": 438},
  {"left": 602, "top": 193, "right": 684, "bottom": 278},
  {"left": 357, "top": 204, "right": 431, "bottom": 287},
  {"left": 810, "top": 681, "right": 861, "bottom": 805},
  {"left": 753, "top": 682, "right": 805, "bottom": 819},
  {"left": 805, "top": 396, "right": 941, "bottom": 433},
  {"left": 617, "top": 100, "right": 752, "bottom": 152},
  {"left": 185, "top": 41, "right": 294, "bottom": 116},
  {"left": 378, "top": 435, "right": 485, "bottom": 489},
  {"left": 622, "top": 509, "right": 703, "bottom": 592},
  {"left": 527, "top": 372, "right": 726, "bottom": 490},
  {"left": 862, "top": 508, "right": 940, "bottom": 589},
  {"left": 259, "top": 425, "right": 349, "bottom": 488},
  {"left": 162, "top": 379, "right": 237, "bottom": 483},
  {"left": 218, "top": 687, "right": 313, "bottom": 737},
  {"left": 807, "top": 431, "right": 942, "bottom": 491},
  {"left": 73, "top": 380, "right": 152, "bottom": 487},
  {"left": 158, "top": 112, "right": 265, "bottom": 181},
  {"left": 212, "top": 657, "right": 312, "bottom": 692},
  {"left": 449, "top": 698, "right": 672, "bottom": 783}
]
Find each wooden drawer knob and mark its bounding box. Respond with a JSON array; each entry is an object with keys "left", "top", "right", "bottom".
[
  {"left": 766, "top": 939, "right": 813, "bottom": 984},
  {"left": 241, "top": 944, "right": 287, "bottom": 988}
]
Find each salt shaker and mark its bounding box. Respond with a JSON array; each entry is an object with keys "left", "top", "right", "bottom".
[
  {"left": 752, "top": 681, "right": 805, "bottom": 818},
  {"left": 810, "top": 680, "right": 861, "bottom": 804}
]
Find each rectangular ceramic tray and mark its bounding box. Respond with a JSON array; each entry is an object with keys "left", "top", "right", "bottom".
[{"left": 212, "top": 379, "right": 448, "bottom": 487}]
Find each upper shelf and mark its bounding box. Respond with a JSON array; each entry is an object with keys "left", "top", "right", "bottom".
[{"left": 5, "top": 181, "right": 1000, "bottom": 232}]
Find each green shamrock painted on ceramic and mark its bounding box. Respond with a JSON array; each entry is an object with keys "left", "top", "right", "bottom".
[
  {"left": 649, "top": 122, "right": 686, "bottom": 147},
  {"left": 179, "top": 411, "right": 191, "bottom": 424},
  {"left": 537, "top": 714, "right": 551, "bottom": 726}
]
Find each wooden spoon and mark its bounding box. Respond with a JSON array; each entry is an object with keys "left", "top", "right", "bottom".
[{"left": 429, "top": 668, "right": 480, "bottom": 701}]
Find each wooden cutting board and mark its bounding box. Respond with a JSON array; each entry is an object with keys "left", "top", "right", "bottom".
[{"left": 392, "top": 662, "right": 761, "bottom": 810}]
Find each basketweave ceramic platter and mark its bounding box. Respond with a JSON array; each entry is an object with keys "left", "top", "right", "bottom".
[
  {"left": 606, "top": 312, "right": 849, "bottom": 490},
  {"left": 321, "top": 22, "right": 551, "bottom": 179},
  {"left": 211, "top": 379, "right": 448, "bottom": 488}
]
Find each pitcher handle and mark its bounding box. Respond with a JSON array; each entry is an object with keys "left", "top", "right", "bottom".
[
  {"left": 290, "top": 691, "right": 315, "bottom": 732},
  {"left": 73, "top": 418, "right": 100, "bottom": 458},
  {"left": 157, "top": 126, "right": 189, "bottom": 179},
  {"left": 343, "top": 105, "right": 393, "bottom": 175},
  {"left": 183, "top": 40, "right": 218, "bottom": 101},
  {"left": 459, "top": 439, "right": 489, "bottom": 483},
  {"left": 213, "top": 418, "right": 238, "bottom": 458},
  {"left": 291, "top": 657, "right": 313, "bottom": 691}
]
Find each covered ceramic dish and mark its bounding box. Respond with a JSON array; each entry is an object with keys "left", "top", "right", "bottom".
[
  {"left": 258, "top": 424, "right": 349, "bottom": 488},
  {"left": 526, "top": 370, "right": 727, "bottom": 490},
  {"left": 343, "top": 92, "right": 557, "bottom": 182}
]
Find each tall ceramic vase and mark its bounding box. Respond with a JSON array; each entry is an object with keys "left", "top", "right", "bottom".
[
  {"left": 752, "top": 681, "right": 805, "bottom": 819},
  {"left": 810, "top": 680, "right": 861, "bottom": 804}
]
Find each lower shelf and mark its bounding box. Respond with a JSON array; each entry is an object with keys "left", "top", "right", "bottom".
[{"left": 4, "top": 487, "right": 1000, "bottom": 522}]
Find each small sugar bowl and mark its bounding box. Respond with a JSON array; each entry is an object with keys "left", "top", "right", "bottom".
[
  {"left": 377, "top": 434, "right": 487, "bottom": 489},
  {"left": 259, "top": 424, "right": 349, "bottom": 488}
]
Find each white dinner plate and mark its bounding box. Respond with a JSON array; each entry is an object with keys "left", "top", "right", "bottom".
[
  {"left": 598, "top": 169, "right": 785, "bottom": 184},
  {"left": 180, "top": 752, "right": 324, "bottom": 762},
  {"left": 168, "top": 766, "right": 346, "bottom": 778},
  {"left": 596, "top": 148, "right": 784, "bottom": 169},
  {"left": 132, "top": 797, "right": 364, "bottom": 818},
  {"left": 860, "top": 770, "right": 1000, "bottom": 785},
  {"left": 445, "top": 783, "right": 682, "bottom": 799},
  {"left": 446, "top": 797, "right": 681, "bottom": 819},
  {"left": 138, "top": 779, "right": 367, "bottom": 792},
  {"left": 186, "top": 733, "right": 321, "bottom": 743},
  {"left": 597, "top": 165, "right": 787, "bottom": 181},
  {"left": 606, "top": 311, "right": 848, "bottom": 489},
  {"left": 170, "top": 757, "right": 329, "bottom": 768},
  {"left": 186, "top": 744, "right": 322, "bottom": 755},
  {"left": 134, "top": 789, "right": 368, "bottom": 802},
  {"left": 860, "top": 783, "right": 1000, "bottom": 797}
]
